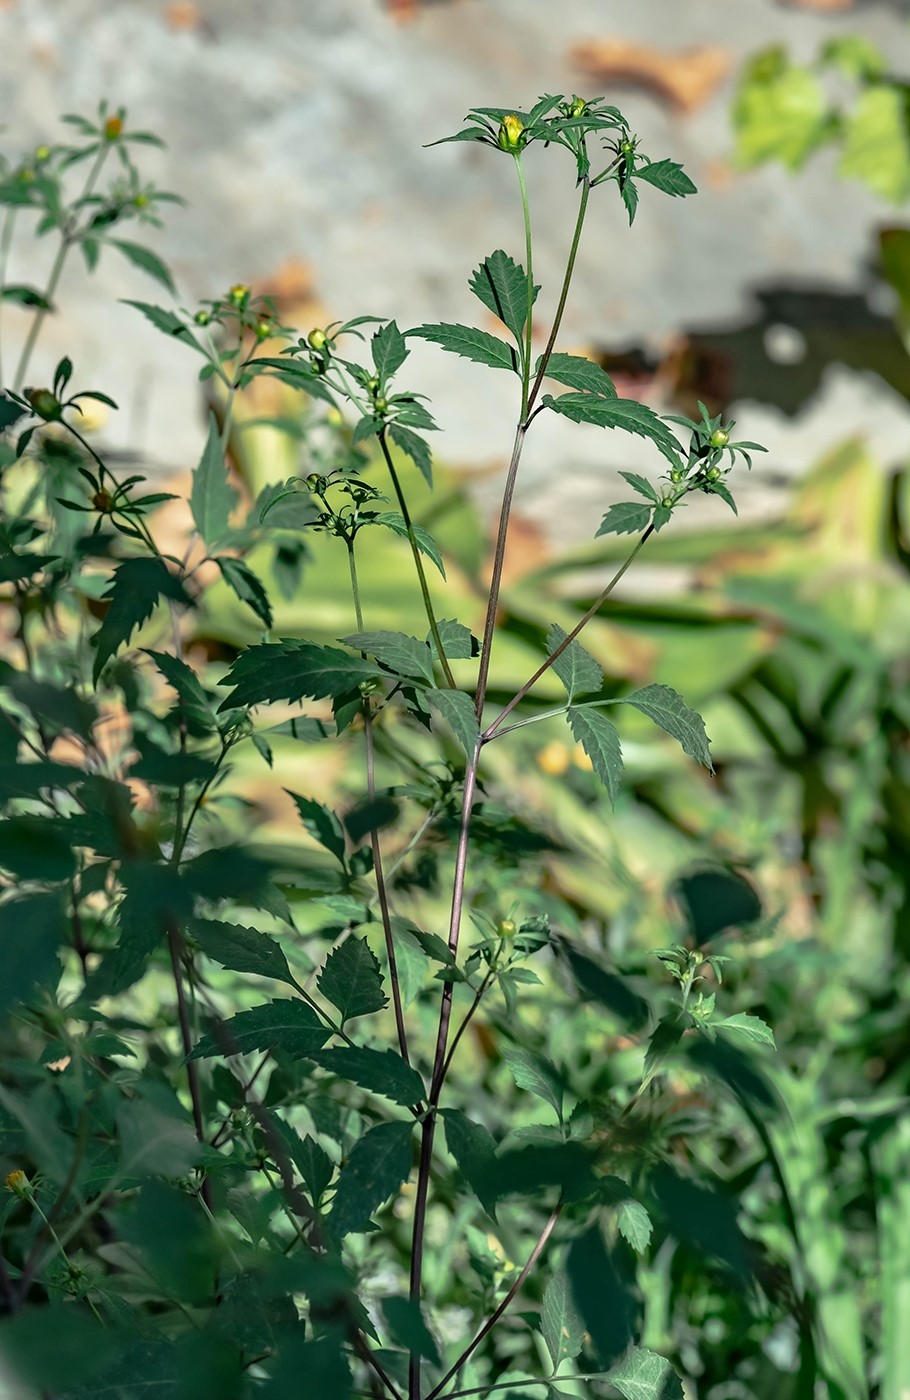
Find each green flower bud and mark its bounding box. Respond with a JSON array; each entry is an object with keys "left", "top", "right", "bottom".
[
  {"left": 255, "top": 320, "right": 272, "bottom": 340},
  {"left": 194, "top": 309, "right": 210, "bottom": 326},
  {"left": 305, "top": 473, "right": 322, "bottom": 491},
  {"left": 25, "top": 388, "right": 62, "bottom": 421},
  {"left": 497, "top": 919, "right": 518, "bottom": 940},
  {"left": 710, "top": 428, "right": 729, "bottom": 449},
  {"left": 358, "top": 678, "right": 381, "bottom": 696},
  {"left": 621, "top": 139, "right": 635, "bottom": 157},
  {"left": 706, "top": 466, "right": 722, "bottom": 482},
  {"left": 570, "top": 96, "right": 587, "bottom": 118},
  {"left": 104, "top": 115, "right": 123, "bottom": 141},
  {"left": 307, "top": 328, "right": 328, "bottom": 351},
  {"left": 374, "top": 396, "right": 389, "bottom": 414},
  {"left": 228, "top": 283, "right": 250, "bottom": 307},
  {"left": 5, "top": 1170, "right": 30, "bottom": 1198},
  {"left": 497, "top": 113, "right": 526, "bottom": 152},
  {"left": 34, "top": 145, "right": 51, "bottom": 163},
  {"left": 670, "top": 468, "right": 684, "bottom": 483}
]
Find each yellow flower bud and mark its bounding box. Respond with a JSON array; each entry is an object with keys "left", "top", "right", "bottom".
[
  {"left": 104, "top": 115, "right": 123, "bottom": 141},
  {"left": 34, "top": 145, "right": 51, "bottom": 163},
  {"left": 307, "top": 328, "right": 328, "bottom": 351},
  {"left": 5, "top": 1170, "right": 29, "bottom": 1198},
  {"left": 497, "top": 113, "right": 526, "bottom": 153},
  {"left": 229, "top": 284, "right": 250, "bottom": 307}
]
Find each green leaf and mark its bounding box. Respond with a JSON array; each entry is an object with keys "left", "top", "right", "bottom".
[
  {"left": 596, "top": 501, "right": 653, "bottom": 537},
  {"left": 613, "top": 682, "right": 712, "bottom": 771},
  {"left": 408, "top": 322, "right": 518, "bottom": 374},
  {"left": 318, "top": 936, "right": 388, "bottom": 1023},
  {"left": 386, "top": 424, "right": 434, "bottom": 486},
  {"left": 621, "top": 176, "right": 639, "bottom": 226},
  {"left": 187, "top": 999, "right": 331, "bottom": 1060},
  {"left": 306, "top": 1047, "right": 424, "bottom": 1106},
  {"left": 287, "top": 791, "right": 347, "bottom": 864},
  {"left": 536, "top": 351, "right": 617, "bottom": 397},
  {"left": 430, "top": 618, "right": 477, "bottom": 660},
  {"left": 123, "top": 298, "right": 197, "bottom": 344},
  {"left": 733, "top": 56, "right": 830, "bottom": 170},
  {"left": 542, "top": 394, "right": 682, "bottom": 467},
  {"left": 839, "top": 84, "right": 910, "bottom": 203},
  {"left": 143, "top": 649, "right": 216, "bottom": 731},
  {"left": 468, "top": 248, "right": 538, "bottom": 343},
  {"left": 609, "top": 1346, "right": 684, "bottom": 1400},
  {"left": 441, "top": 1108, "right": 499, "bottom": 1217},
  {"left": 273, "top": 1119, "right": 334, "bottom": 1202},
  {"left": 330, "top": 1120, "right": 413, "bottom": 1237},
  {"left": 191, "top": 413, "right": 238, "bottom": 549},
  {"left": 617, "top": 1199, "right": 653, "bottom": 1254},
  {"left": 344, "top": 630, "right": 435, "bottom": 684},
  {"left": 714, "top": 1013, "right": 776, "bottom": 1050},
  {"left": 216, "top": 556, "right": 273, "bottom": 628},
  {"left": 116, "top": 1096, "right": 199, "bottom": 1178},
  {"left": 0, "top": 284, "right": 52, "bottom": 309},
  {"left": 110, "top": 238, "right": 176, "bottom": 293},
  {"left": 426, "top": 687, "right": 480, "bottom": 756},
  {"left": 501, "top": 1046, "right": 563, "bottom": 1122},
  {"left": 567, "top": 1227, "right": 636, "bottom": 1366},
  {"left": 541, "top": 1268, "right": 585, "bottom": 1368},
  {"left": 381, "top": 1295, "right": 440, "bottom": 1366},
  {"left": 561, "top": 945, "right": 649, "bottom": 1030},
  {"left": 634, "top": 159, "right": 697, "bottom": 198},
  {"left": 618, "top": 471, "right": 660, "bottom": 502},
  {"left": 0, "top": 893, "right": 63, "bottom": 1016},
  {"left": 0, "top": 1305, "right": 122, "bottom": 1392},
  {"left": 546, "top": 623, "right": 603, "bottom": 700},
  {"left": 217, "top": 641, "right": 380, "bottom": 710},
  {"left": 190, "top": 917, "right": 296, "bottom": 988},
  {"left": 371, "top": 320, "right": 409, "bottom": 384},
  {"left": 93, "top": 557, "right": 188, "bottom": 683},
  {"left": 375, "top": 511, "right": 445, "bottom": 577},
  {"left": 567, "top": 706, "right": 623, "bottom": 805}
]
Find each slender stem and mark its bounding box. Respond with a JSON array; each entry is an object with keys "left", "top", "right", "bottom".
[
  {"left": 14, "top": 143, "right": 110, "bottom": 392},
  {"left": 166, "top": 924, "right": 213, "bottom": 1210},
  {"left": 0, "top": 204, "right": 19, "bottom": 389},
  {"left": 526, "top": 176, "right": 590, "bottom": 415},
  {"left": 437, "top": 962, "right": 496, "bottom": 1087},
  {"left": 515, "top": 154, "right": 534, "bottom": 417},
  {"left": 442, "top": 1375, "right": 620, "bottom": 1400},
  {"left": 347, "top": 540, "right": 411, "bottom": 1067},
  {"left": 377, "top": 428, "right": 455, "bottom": 688},
  {"left": 483, "top": 525, "right": 654, "bottom": 742},
  {"left": 472, "top": 423, "right": 525, "bottom": 717},
  {"left": 425, "top": 1205, "right": 562, "bottom": 1400}
]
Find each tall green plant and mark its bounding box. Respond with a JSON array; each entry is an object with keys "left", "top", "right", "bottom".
[{"left": 0, "top": 98, "right": 774, "bottom": 1400}]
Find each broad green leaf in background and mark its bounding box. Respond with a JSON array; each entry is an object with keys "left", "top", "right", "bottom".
[
  {"left": 217, "top": 642, "right": 380, "bottom": 710},
  {"left": 541, "top": 1267, "right": 585, "bottom": 1368},
  {"left": 714, "top": 1013, "right": 776, "bottom": 1049},
  {"left": 191, "top": 414, "right": 238, "bottom": 549},
  {"left": 609, "top": 1346, "right": 684, "bottom": 1400},
  {"left": 839, "top": 85, "right": 910, "bottom": 203},
  {"left": 537, "top": 351, "right": 617, "bottom": 397},
  {"left": 546, "top": 623, "right": 603, "bottom": 700},
  {"left": 617, "top": 1199, "right": 653, "bottom": 1254},
  {"left": 426, "top": 687, "right": 480, "bottom": 755},
  {"left": 442, "top": 1108, "right": 499, "bottom": 1217},
  {"left": 733, "top": 51, "right": 831, "bottom": 169},
  {"left": 381, "top": 1296, "right": 441, "bottom": 1366},
  {"left": 306, "top": 1047, "right": 424, "bottom": 1106},
  {"left": 92, "top": 557, "right": 188, "bottom": 683},
  {"left": 189, "top": 917, "right": 297, "bottom": 989},
  {"left": 541, "top": 393, "right": 682, "bottom": 467},
  {"left": 611, "top": 682, "right": 713, "bottom": 770},
  {"left": 501, "top": 1046, "right": 564, "bottom": 1122},
  {"left": 344, "top": 630, "right": 435, "bottom": 684}
]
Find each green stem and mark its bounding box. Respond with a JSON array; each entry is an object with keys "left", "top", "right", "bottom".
[
  {"left": 526, "top": 175, "right": 590, "bottom": 414},
  {"left": 515, "top": 153, "right": 534, "bottom": 417},
  {"left": 377, "top": 428, "right": 455, "bottom": 687},
  {"left": 347, "top": 540, "right": 412, "bottom": 1068},
  {"left": 482, "top": 524, "right": 654, "bottom": 742},
  {"left": 13, "top": 143, "right": 110, "bottom": 392},
  {"left": 0, "top": 204, "right": 19, "bottom": 389}
]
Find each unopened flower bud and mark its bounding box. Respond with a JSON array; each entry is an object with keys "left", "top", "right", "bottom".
[
  {"left": 570, "top": 97, "right": 587, "bottom": 118},
  {"left": 228, "top": 284, "right": 250, "bottom": 307},
  {"left": 305, "top": 473, "right": 322, "bottom": 491},
  {"left": 710, "top": 429, "right": 729, "bottom": 449},
  {"left": 706, "top": 466, "right": 722, "bottom": 482},
  {"left": 255, "top": 320, "right": 272, "bottom": 340},
  {"left": 5, "top": 1170, "right": 29, "bottom": 1198},
  {"left": 194, "top": 309, "right": 210, "bottom": 326},
  {"left": 25, "top": 388, "right": 62, "bottom": 421},
  {"left": 497, "top": 919, "right": 518, "bottom": 940},
  {"left": 92, "top": 489, "right": 113, "bottom": 513},
  {"left": 307, "top": 328, "right": 328, "bottom": 351},
  {"left": 34, "top": 145, "right": 51, "bottom": 163},
  {"left": 104, "top": 115, "right": 123, "bottom": 141},
  {"left": 497, "top": 113, "right": 526, "bottom": 152},
  {"left": 374, "top": 396, "right": 389, "bottom": 414}
]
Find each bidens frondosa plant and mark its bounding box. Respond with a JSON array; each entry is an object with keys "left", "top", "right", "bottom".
[{"left": 0, "top": 96, "right": 772, "bottom": 1400}]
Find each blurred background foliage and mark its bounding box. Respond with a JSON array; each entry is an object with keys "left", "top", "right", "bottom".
[{"left": 2, "top": 6, "right": 910, "bottom": 1399}]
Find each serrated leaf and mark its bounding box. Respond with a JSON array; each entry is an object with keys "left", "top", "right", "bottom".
[
  {"left": 617, "top": 1199, "right": 653, "bottom": 1254},
  {"left": 468, "top": 248, "right": 538, "bottom": 343},
  {"left": 308, "top": 1047, "right": 424, "bottom": 1107},
  {"left": 543, "top": 394, "right": 682, "bottom": 467},
  {"left": 536, "top": 351, "right": 617, "bottom": 397},
  {"left": 634, "top": 160, "right": 697, "bottom": 198},
  {"left": 187, "top": 999, "right": 330, "bottom": 1060},
  {"left": 217, "top": 642, "right": 380, "bottom": 710},
  {"left": 613, "top": 682, "right": 713, "bottom": 771},
  {"left": 644, "top": 1012, "right": 685, "bottom": 1075},
  {"left": 330, "top": 1120, "right": 413, "bottom": 1237},
  {"left": 143, "top": 649, "right": 215, "bottom": 732},
  {"left": 123, "top": 299, "right": 197, "bottom": 344},
  {"left": 381, "top": 1296, "right": 440, "bottom": 1366},
  {"left": 409, "top": 322, "right": 518, "bottom": 374},
  {"left": 386, "top": 424, "right": 433, "bottom": 486},
  {"left": 191, "top": 414, "right": 238, "bottom": 549},
  {"left": 110, "top": 239, "right": 176, "bottom": 293},
  {"left": 318, "top": 937, "right": 388, "bottom": 1023},
  {"left": 596, "top": 501, "right": 653, "bottom": 537},
  {"left": 430, "top": 618, "right": 477, "bottom": 660},
  {"left": 541, "top": 1268, "right": 584, "bottom": 1368},
  {"left": 621, "top": 175, "right": 639, "bottom": 226},
  {"left": 733, "top": 59, "right": 829, "bottom": 171},
  {"left": 372, "top": 513, "right": 446, "bottom": 582},
  {"left": 93, "top": 558, "right": 188, "bottom": 684},
  {"left": 426, "top": 687, "right": 480, "bottom": 756},
  {"left": 216, "top": 556, "right": 273, "bottom": 628},
  {"left": 567, "top": 706, "right": 623, "bottom": 805},
  {"left": 272, "top": 1119, "right": 334, "bottom": 1202},
  {"left": 344, "top": 630, "right": 435, "bottom": 685},
  {"left": 714, "top": 1013, "right": 776, "bottom": 1049},
  {"left": 609, "top": 1346, "right": 684, "bottom": 1400},
  {"left": 501, "top": 1046, "right": 563, "bottom": 1122},
  {"left": 441, "top": 1108, "right": 499, "bottom": 1217},
  {"left": 287, "top": 791, "right": 346, "bottom": 864},
  {"left": 189, "top": 917, "right": 296, "bottom": 988},
  {"left": 618, "top": 471, "right": 660, "bottom": 502},
  {"left": 546, "top": 623, "right": 603, "bottom": 700},
  {"left": 371, "top": 320, "right": 408, "bottom": 384}
]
